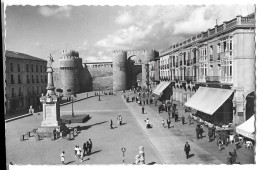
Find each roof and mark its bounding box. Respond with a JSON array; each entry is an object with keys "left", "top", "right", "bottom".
[{"left": 5, "top": 50, "right": 47, "bottom": 62}]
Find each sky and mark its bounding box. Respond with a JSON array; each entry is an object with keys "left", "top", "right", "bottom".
[{"left": 4, "top": 3, "right": 255, "bottom": 67}]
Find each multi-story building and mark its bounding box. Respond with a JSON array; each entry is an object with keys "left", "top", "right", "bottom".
[
  {"left": 157, "top": 13, "right": 255, "bottom": 127},
  {"left": 5, "top": 50, "right": 48, "bottom": 115}
]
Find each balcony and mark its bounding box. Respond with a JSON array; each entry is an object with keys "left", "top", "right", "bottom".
[
  {"left": 206, "top": 76, "right": 220, "bottom": 82},
  {"left": 210, "top": 55, "right": 213, "bottom": 62},
  {"left": 220, "top": 76, "right": 233, "bottom": 84}
]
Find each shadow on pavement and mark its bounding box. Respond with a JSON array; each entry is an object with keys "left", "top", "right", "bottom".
[
  {"left": 90, "top": 150, "right": 102, "bottom": 155},
  {"left": 188, "top": 154, "right": 195, "bottom": 159},
  {"left": 79, "top": 121, "right": 108, "bottom": 131},
  {"left": 83, "top": 158, "right": 90, "bottom": 162},
  {"left": 65, "top": 161, "right": 75, "bottom": 165},
  {"left": 147, "top": 161, "right": 156, "bottom": 165},
  {"left": 121, "top": 122, "right": 127, "bottom": 126}
]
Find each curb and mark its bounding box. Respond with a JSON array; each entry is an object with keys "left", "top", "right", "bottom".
[{"left": 5, "top": 113, "right": 33, "bottom": 123}]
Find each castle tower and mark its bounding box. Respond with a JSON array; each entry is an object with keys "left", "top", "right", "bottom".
[
  {"left": 113, "top": 50, "right": 127, "bottom": 91},
  {"left": 59, "top": 50, "right": 82, "bottom": 96}
]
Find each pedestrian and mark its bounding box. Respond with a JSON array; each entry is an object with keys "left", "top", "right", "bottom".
[
  {"left": 110, "top": 119, "right": 113, "bottom": 129},
  {"left": 167, "top": 118, "right": 171, "bottom": 128},
  {"left": 231, "top": 149, "right": 237, "bottom": 163},
  {"left": 162, "top": 120, "right": 165, "bottom": 128},
  {"left": 142, "top": 106, "right": 145, "bottom": 114},
  {"left": 227, "top": 152, "right": 233, "bottom": 164},
  {"left": 119, "top": 115, "right": 122, "bottom": 125},
  {"left": 60, "top": 151, "right": 65, "bottom": 164},
  {"left": 117, "top": 115, "right": 120, "bottom": 126},
  {"left": 88, "top": 139, "right": 92, "bottom": 155},
  {"left": 188, "top": 115, "right": 191, "bottom": 125},
  {"left": 77, "top": 146, "right": 82, "bottom": 159},
  {"left": 83, "top": 142, "right": 87, "bottom": 156},
  {"left": 146, "top": 98, "right": 148, "bottom": 105},
  {"left": 208, "top": 128, "right": 212, "bottom": 142},
  {"left": 181, "top": 115, "right": 185, "bottom": 125},
  {"left": 86, "top": 141, "right": 90, "bottom": 155},
  {"left": 196, "top": 125, "right": 200, "bottom": 139},
  {"left": 184, "top": 142, "right": 191, "bottom": 159},
  {"left": 199, "top": 125, "right": 203, "bottom": 138},
  {"left": 155, "top": 99, "right": 157, "bottom": 107},
  {"left": 218, "top": 138, "right": 223, "bottom": 151},
  {"left": 168, "top": 110, "right": 171, "bottom": 118},
  {"left": 80, "top": 150, "right": 84, "bottom": 162},
  {"left": 158, "top": 106, "right": 161, "bottom": 113},
  {"left": 234, "top": 135, "right": 239, "bottom": 150},
  {"left": 74, "top": 145, "right": 78, "bottom": 158},
  {"left": 175, "top": 112, "right": 179, "bottom": 122},
  {"left": 145, "top": 118, "right": 150, "bottom": 128}
]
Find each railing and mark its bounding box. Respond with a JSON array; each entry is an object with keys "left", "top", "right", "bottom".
[
  {"left": 220, "top": 76, "right": 233, "bottom": 84},
  {"left": 206, "top": 76, "right": 220, "bottom": 82},
  {"left": 198, "top": 76, "right": 206, "bottom": 82},
  {"left": 210, "top": 55, "right": 213, "bottom": 61},
  {"left": 241, "top": 17, "right": 255, "bottom": 24}
]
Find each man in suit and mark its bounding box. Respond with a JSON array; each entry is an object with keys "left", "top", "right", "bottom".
[
  {"left": 88, "top": 139, "right": 92, "bottom": 155},
  {"left": 184, "top": 142, "right": 191, "bottom": 159},
  {"left": 83, "top": 142, "right": 87, "bottom": 156}
]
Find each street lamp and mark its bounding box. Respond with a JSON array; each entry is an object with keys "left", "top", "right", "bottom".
[
  {"left": 121, "top": 147, "right": 126, "bottom": 164},
  {"left": 67, "top": 89, "right": 76, "bottom": 117},
  {"left": 98, "top": 88, "right": 101, "bottom": 101}
]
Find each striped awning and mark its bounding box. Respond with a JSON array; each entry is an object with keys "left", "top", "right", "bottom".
[{"left": 184, "top": 87, "right": 234, "bottom": 115}]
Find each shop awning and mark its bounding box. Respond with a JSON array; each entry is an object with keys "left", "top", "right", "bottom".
[
  {"left": 236, "top": 115, "right": 255, "bottom": 140},
  {"left": 184, "top": 87, "right": 234, "bottom": 115},
  {"left": 153, "top": 82, "right": 171, "bottom": 95}
]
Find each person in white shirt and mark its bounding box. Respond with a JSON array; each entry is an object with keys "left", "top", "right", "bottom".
[{"left": 60, "top": 151, "right": 65, "bottom": 164}]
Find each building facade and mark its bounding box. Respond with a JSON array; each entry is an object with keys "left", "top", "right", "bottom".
[
  {"left": 157, "top": 14, "right": 255, "bottom": 126},
  {"left": 5, "top": 51, "right": 48, "bottom": 115}
]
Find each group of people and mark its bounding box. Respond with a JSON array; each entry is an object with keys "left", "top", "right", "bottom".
[
  {"left": 60, "top": 139, "right": 93, "bottom": 164},
  {"left": 110, "top": 115, "right": 123, "bottom": 129},
  {"left": 195, "top": 124, "right": 204, "bottom": 139}
]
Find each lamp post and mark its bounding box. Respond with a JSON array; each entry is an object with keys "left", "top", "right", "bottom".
[
  {"left": 98, "top": 88, "right": 101, "bottom": 101},
  {"left": 121, "top": 147, "right": 126, "bottom": 164}
]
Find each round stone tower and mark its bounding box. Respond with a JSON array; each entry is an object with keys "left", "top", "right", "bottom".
[
  {"left": 113, "top": 50, "right": 127, "bottom": 91},
  {"left": 59, "top": 50, "right": 82, "bottom": 96}
]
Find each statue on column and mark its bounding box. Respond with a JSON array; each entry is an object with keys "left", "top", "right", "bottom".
[{"left": 47, "top": 54, "right": 54, "bottom": 68}]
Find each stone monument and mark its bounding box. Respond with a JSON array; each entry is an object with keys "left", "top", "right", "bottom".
[{"left": 36, "top": 54, "right": 67, "bottom": 139}]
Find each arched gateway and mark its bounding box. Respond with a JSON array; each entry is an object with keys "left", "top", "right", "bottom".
[{"left": 112, "top": 50, "right": 158, "bottom": 91}]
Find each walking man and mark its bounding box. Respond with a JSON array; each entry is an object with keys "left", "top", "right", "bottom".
[
  {"left": 110, "top": 119, "right": 113, "bottom": 129},
  {"left": 60, "top": 151, "right": 65, "bottom": 164},
  {"left": 196, "top": 125, "right": 200, "bottom": 139},
  {"left": 167, "top": 118, "right": 171, "bottom": 128},
  {"left": 117, "top": 115, "right": 120, "bottom": 126},
  {"left": 184, "top": 142, "right": 191, "bottom": 159},
  {"left": 119, "top": 115, "right": 122, "bottom": 125},
  {"left": 188, "top": 114, "right": 191, "bottom": 125},
  {"left": 88, "top": 139, "right": 92, "bottom": 155},
  {"left": 142, "top": 106, "right": 145, "bottom": 114},
  {"left": 181, "top": 115, "right": 185, "bottom": 125},
  {"left": 83, "top": 142, "right": 87, "bottom": 156}
]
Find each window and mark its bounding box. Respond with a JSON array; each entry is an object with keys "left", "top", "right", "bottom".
[
  {"left": 27, "top": 75, "right": 30, "bottom": 83},
  {"left": 27, "top": 87, "right": 30, "bottom": 95},
  {"left": 41, "top": 75, "right": 43, "bottom": 83},
  {"left": 18, "top": 74, "right": 22, "bottom": 84},
  {"left": 19, "top": 87, "right": 22, "bottom": 96},
  {"left": 40, "top": 65, "right": 42, "bottom": 72},
  {"left": 36, "top": 75, "right": 39, "bottom": 83},
  {"left": 11, "top": 74, "right": 15, "bottom": 84},
  {"left": 26, "top": 64, "right": 29, "bottom": 72},
  {"left": 221, "top": 58, "right": 233, "bottom": 83},
  {"left": 18, "top": 64, "right": 20, "bottom": 72},
  {"left": 32, "top": 75, "right": 34, "bottom": 83},
  {"left": 31, "top": 64, "right": 34, "bottom": 72},
  {"left": 12, "top": 88, "right": 15, "bottom": 97},
  {"left": 45, "top": 75, "right": 47, "bottom": 83},
  {"left": 37, "top": 86, "right": 39, "bottom": 94},
  {"left": 32, "top": 86, "right": 34, "bottom": 94},
  {"left": 36, "top": 65, "right": 38, "bottom": 72},
  {"left": 10, "top": 63, "right": 13, "bottom": 72}
]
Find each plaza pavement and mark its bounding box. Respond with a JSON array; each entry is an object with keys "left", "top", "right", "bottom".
[
  {"left": 123, "top": 90, "right": 255, "bottom": 164},
  {"left": 5, "top": 90, "right": 254, "bottom": 165},
  {"left": 5, "top": 92, "right": 162, "bottom": 165}
]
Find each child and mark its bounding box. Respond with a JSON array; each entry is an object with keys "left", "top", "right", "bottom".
[
  {"left": 162, "top": 120, "right": 165, "bottom": 128},
  {"left": 60, "top": 151, "right": 65, "bottom": 164}
]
